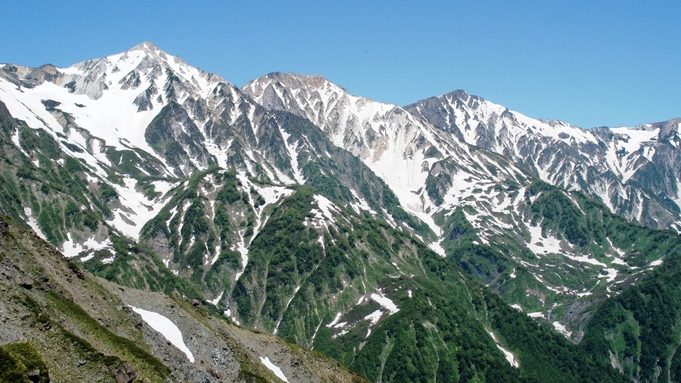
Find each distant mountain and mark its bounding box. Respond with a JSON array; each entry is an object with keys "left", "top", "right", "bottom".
[
  {"left": 241, "top": 72, "right": 679, "bottom": 339},
  {"left": 242, "top": 72, "right": 529, "bottom": 236},
  {"left": 0, "top": 42, "right": 679, "bottom": 382},
  {"left": 404, "top": 90, "right": 681, "bottom": 231}
]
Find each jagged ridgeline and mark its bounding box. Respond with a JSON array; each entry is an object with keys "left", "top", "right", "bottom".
[
  {"left": 405, "top": 91, "right": 681, "bottom": 231},
  {"left": 1, "top": 42, "right": 680, "bottom": 382}
]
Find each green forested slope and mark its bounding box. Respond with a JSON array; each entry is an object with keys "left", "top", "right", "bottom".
[{"left": 581, "top": 237, "right": 681, "bottom": 382}]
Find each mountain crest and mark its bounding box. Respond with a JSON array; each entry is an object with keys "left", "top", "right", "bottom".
[
  {"left": 257, "top": 72, "right": 334, "bottom": 87},
  {"left": 243, "top": 72, "right": 349, "bottom": 109},
  {"left": 57, "top": 41, "right": 225, "bottom": 101},
  {"left": 122, "top": 41, "right": 175, "bottom": 68},
  {"left": 130, "top": 40, "right": 163, "bottom": 53}
]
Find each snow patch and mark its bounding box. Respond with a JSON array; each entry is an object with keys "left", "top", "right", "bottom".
[
  {"left": 210, "top": 245, "right": 221, "bottom": 265},
  {"left": 224, "top": 308, "right": 240, "bottom": 326},
  {"left": 370, "top": 292, "right": 399, "bottom": 314},
  {"left": 80, "top": 254, "right": 95, "bottom": 262},
  {"left": 256, "top": 185, "right": 295, "bottom": 205},
  {"left": 11, "top": 128, "right": 30, "bottom": 157},
  {"left": 130, "top": 306, "right": 194, "bottom": 363},
  {"left": 233, "top": 232, "right": 249, "bottom": 282},
  {"left": 260, "top": 357, "right": 289, "bottom": 382},
  {"left": 333, "top": 329, "right": 349, "bottom": 339},
  {"left": 313, "top": 194, "right": 338, "bottom": 221},
  {"left": 326, "top": 312, "right": 343, "bottom": 328},
  {"left": 348, "top": 189, "right": 378, "bottom": 216},
  {"left": 61, "top": 233, "right": 113, "bottom": 259},
  {"left": 601, "top": 268, "right": 619, "bottom": 283},
  {"left": 208, "top": 291, "right": 223, "bottom": 306},
  {"left": 552, "top": 321, "right": 572, "bottom": 338},
  {"left": 487, "top": 331, "right": 519, "bottom": 368},
  {"left": 526, "top": 224, "right": 563, "bottom": 255},
  {"left": 101, "top": 256, "right": 115, "bottom": 264},
  {"left": 428, "top": 240, "right": 446, "bottom": 257},
  {"left": 23, "top": 207, "right": 46, "bottom": 240},
  {"left": 364, "top": 310, "right": 383, "bottom": 326}
]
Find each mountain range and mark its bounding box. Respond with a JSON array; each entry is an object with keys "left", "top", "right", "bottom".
[{"left": 0, "top": 41, "right": 680, "bottom": 382}]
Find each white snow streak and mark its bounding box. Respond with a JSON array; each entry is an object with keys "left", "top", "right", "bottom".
[
  {"left": 107, "top": 177, "right": 170, "bottom": 241},
  {"left": 326, "top": 312, "right": 343, "bottom": 328},
  {"left": 487, "top": 331, "right": 519, "bottom": 368},
  {"left": 279, "top": 128, "right": 305, "bottom": 184},
  {"left": 260, "top": 357, "right": 289, "bottom": 382},
  {"left": 208, "top": 291, "right": 223, "bottom": 306},
  {"left": 23, "top": 207, "right": 46, "bottom": 240},
  {"left": 130, "top": 306, "right": 194, "bottom": 363}
]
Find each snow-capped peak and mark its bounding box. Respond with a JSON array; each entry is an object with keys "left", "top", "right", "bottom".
[{"left": 58, "top": 41, "right": 225, "bottom": 102}]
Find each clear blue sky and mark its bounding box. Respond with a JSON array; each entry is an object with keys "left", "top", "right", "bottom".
[{"left": 1, "top": 1, "right": 679, "bottom": 128}]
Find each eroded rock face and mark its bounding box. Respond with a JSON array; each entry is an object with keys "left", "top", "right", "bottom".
[{"left": 0, "top": 64, "right": 64, "bottom": 90}]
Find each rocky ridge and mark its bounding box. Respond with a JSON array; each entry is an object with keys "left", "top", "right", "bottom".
[{"left": 404, "top": 90, "right": 681, "bottom": 230}]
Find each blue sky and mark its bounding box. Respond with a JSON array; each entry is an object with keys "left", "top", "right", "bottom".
[{"left": 1, "top": 1, "right": 679, "bottom": 128}]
